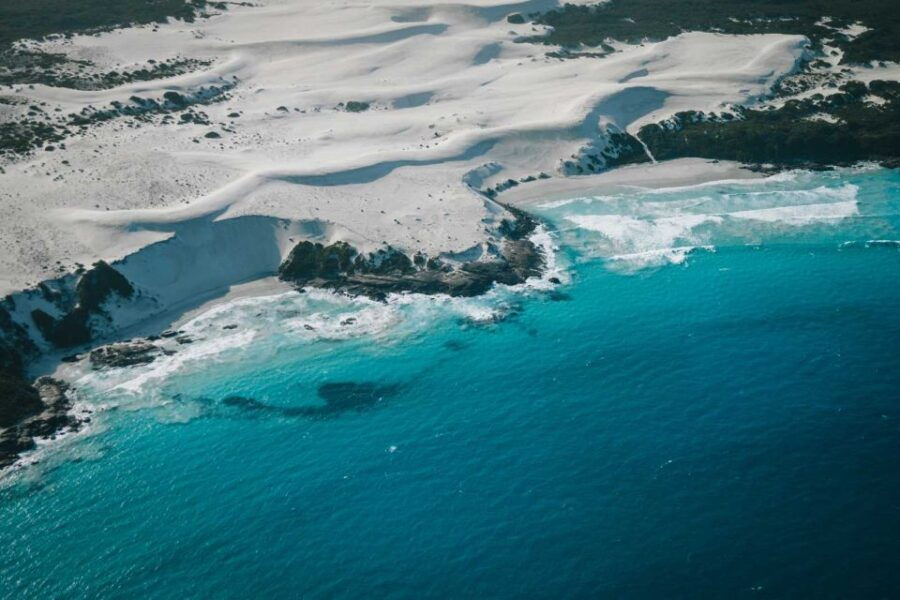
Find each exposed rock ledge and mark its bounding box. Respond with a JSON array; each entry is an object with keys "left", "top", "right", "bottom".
[
  {"left": 278, "top": 206, "right": 545, "bottom": 300},
  {"left": 0, "top": 377, "right": 82, "bottom": 469}
]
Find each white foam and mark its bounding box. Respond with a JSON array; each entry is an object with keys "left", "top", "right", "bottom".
[
  {"left": 557, "top": 179, "right": 863, "bottom": 272},
  {"left": 69, "top": 229, "right": 570, "bottom": 399},
  {"left": 729, "top": 199, "right": 858, "bottom": 224},
  {"left": 606, "top": 245, "right": 715, "bottom": 271},
  {"left": 566, "top": 213, "right": 721, "bottom": 255}
]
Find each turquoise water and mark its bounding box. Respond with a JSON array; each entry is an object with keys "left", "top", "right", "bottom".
[{"left": 2, "top": 168, "right": 899, "bottom": 598}]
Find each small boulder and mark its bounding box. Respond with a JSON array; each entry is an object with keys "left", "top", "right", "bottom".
[{"left": 90, "top": 341, "right": 159, "bottom": 369}]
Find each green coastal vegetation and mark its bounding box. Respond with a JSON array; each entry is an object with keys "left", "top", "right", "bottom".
[
  {"left": 520, "top": 0, "right": 900, "bottom": 169},
  {"left": 0, "top": 0, "right": 211, "bottom": 50},
  {"left": 0, "top": 1, "right": 230, "bottom": 158},
  {"left": 0, "top": 53, "right": 210, "bottom": 91},
  {"left": 636, "top": 80, "right": 900, "bottom": 168},
  {"left": 527, "top": 0, "right": 899, "bottom": 64},
  {"left": 0, "top": 84, "right": 230, "bottom": 158}
]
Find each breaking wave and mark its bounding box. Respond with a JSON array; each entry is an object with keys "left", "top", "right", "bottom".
[{"left": 540, "top": 174, "right": 869, "bottom": 271}]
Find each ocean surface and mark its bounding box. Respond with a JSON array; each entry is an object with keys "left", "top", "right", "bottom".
[{"left": 2, "top": 167, "right": 899, "bottom": 598}]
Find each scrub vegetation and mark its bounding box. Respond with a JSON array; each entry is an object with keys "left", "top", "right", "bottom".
[
  {"left": 0, "top": 0, "right": 211, "bottom": 50},
  {"left": 524, "top": 0, "right": 900, "bottom": 168},
  {"left": 527, "top": 0, "right": 899, "bottom": 64}
]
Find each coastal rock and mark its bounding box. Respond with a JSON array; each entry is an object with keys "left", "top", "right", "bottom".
[
  {"left": 0, "top": 368, "right": 43, "bottom": 428},
  {"left": 278, "top": 241, "right": 357, "bottom": 282},
  {"left": 75, "top": 260, "right": 134, "bottom": 311},
  {"left": 0, "top": 376, "right": 79, "bottom": 469},
  {"left": 30, "top": 261, "right": 135, "bottom": 348},
  {"left": 90, "top": 341, "right": 159, "bottom": 369},
  {"left": 0, "top": 304, "right": 38, "bottom": 364},
  {"left": 278, "top": 208, "right": 545, "bottom": 299},
  {"left": 0, "top": 429, "right": 35, "bottom": 468},
  {"left": 22, "top": 377, "right": 78, "bottom": 438}
]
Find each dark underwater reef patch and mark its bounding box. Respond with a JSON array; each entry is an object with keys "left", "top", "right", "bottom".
[
  {"left": 443, "top": 339, "right": 469, "bottom": 352},
  {"left": 221, "top": 382, "right": 401, "bottom": 420}
]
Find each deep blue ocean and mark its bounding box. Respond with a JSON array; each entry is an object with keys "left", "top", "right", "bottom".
[{"left": 2, "top": 167, "right": 899, "bottom": 598}]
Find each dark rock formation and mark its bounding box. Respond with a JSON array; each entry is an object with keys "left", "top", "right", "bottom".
[
  {"left": 76, "top": 260, "right": 134, "bottom": 310},
  {"left": 0, "top": 263, "right": 135, "bottom": 469},
  {"left": 0, "top": 303, "right": 55, "bottom": 467},
  {"left": 278, "top": 241, "right": 358, "bottom": 282},
  {"left": 0, "top": 428, "right": 36, "bottom": 468},
  {"left": 23, "top": 377, "right": 79, "bottom": 438},
  {"left": 278, "top": 208, "right": 545, "bottom": 300},
  {"left": 0, "top": 377, "right": 80, "bottom": 469},
  {"left": 0, "top": 303, "right": 38, "bottom": 367},
  {"left": 0, "top": 368, "right": 43, "bottom": 429},
  {"left": 30, "top": 260, "right": 134, "bottom": 348},
  {"left": 90, "top": 341, "right": 159, "bottom": 369},
  {"left": 31, "top": 307, "right": 92, "bottom": 347},
  {"left": 498, "top": 204, "right": 539, "bottom": 240}
]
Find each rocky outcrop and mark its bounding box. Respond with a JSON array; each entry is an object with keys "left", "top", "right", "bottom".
[
  {"left": 90, "top": 341, "right": 160, "bottom": 369},
  {"left": 0, "top": 303, "right": 47, "bottom": 465},
  {"left": 0, "top": 302, "right": 38, "bottom": 368},
  {"left": 0, "top": 369, "right": 43, "bottom": 430},
  {"left": 75, "top": 260, "right": 134, "bottom": 310},
  {"left": 30, "top": 260, "right": 134, "bottom": 348},
  {"left": 0, "top": 377, "right": 81, "bottom": 469},
  {"left": 0, "top": 273, "right": 112, "bottom": 468},
  {"left": 278, "top": 208, "right": 545, "bottom": 300}
]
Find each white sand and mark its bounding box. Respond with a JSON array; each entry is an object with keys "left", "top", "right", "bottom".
[
  {"left": 499, "top": 158, "right": 763, "bottom": 206},
  {"left": 0, "top": 0, "right": 807, "bottom": 303}
]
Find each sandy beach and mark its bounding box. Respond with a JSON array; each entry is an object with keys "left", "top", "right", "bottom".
[{"left": 0, "top": 0, "right": 805, "bottom": 310}]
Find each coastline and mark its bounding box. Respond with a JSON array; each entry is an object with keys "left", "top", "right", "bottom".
[
  {"left": 498, "top": 158, "right": 763, "bottom": 206},
  {"left": 2, "top": 1, "right": 900, "bottom": 595},
  {"left": 0, "top": 0, "right": 897, "bottom": 475},
  {"left": 0, "top": 154, "right": 893, "bottom": 473},
  {"left": 0, "top": 199, "right": 550, "bottom": 472},
  {"left": 0, "top": 157, "right": 771, "bottom": 472}
]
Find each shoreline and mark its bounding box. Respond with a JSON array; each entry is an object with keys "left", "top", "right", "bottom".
[
  {"left": 1, "top": 156, "right": 894, "bottom": 474},
  {"left": 0, "top": 200, "right": 550, "bottom": 472},
  {"left": 7, "top": 157, "right": 809, "bottom": 382},
  {"left": 499, "top": 158, "right": 764, "bottom": 206}
]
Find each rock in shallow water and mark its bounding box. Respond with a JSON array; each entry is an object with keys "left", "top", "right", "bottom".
[
  {"left": 277, "top": 208, "right": 545, "bottom": 299},
  {"left": 90, "top": 341, "right": 160, "bottom": 369},
  {"left": 0, "top": 376, "right": 80, "bottom": 469}
]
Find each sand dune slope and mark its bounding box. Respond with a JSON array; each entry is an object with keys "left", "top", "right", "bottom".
[{"left": 0, "top": 0, "right": 805, "bottom": 295}]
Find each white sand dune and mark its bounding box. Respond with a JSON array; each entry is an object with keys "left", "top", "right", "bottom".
[{"left": 0, "top": 0, "right": 806, "bottom": 302}]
